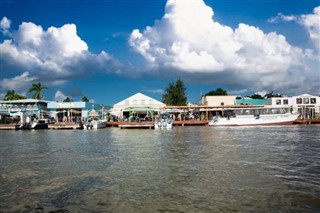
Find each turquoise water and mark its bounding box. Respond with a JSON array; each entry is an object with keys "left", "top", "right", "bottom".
[{"left": 0, "top": 126, "right": 320, "bottom": 212}]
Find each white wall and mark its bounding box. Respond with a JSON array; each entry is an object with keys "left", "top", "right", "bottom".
[{"left": 201, "top": 96, "right": 237, "bottom": 106}]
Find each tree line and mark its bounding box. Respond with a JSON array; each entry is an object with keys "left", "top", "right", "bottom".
[
  {"left": 3, "top": 80, "right": 282, "bottom": 105},
  {"left": 161, "top": 79, "right": 282, "bottom": 106},
  {"left": 2, "top": 82, "right": 90, "bottom": 102}
]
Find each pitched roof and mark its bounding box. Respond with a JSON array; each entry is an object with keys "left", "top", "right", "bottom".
[{"left": 113, "top": 92, "right": 165, "bottom": 106}]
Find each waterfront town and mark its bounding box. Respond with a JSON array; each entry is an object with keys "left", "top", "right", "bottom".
[{"left": 0, "top": 92, "right": 319, "bottom": 130}]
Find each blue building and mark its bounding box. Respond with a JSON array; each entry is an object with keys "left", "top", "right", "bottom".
[{"left": 47, "top": 102, "right": 105, "bottom": 122}]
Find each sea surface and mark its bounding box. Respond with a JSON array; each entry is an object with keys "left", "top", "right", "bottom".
[{"left": 0, "top": 126, "right": 319, "bottom": 213}]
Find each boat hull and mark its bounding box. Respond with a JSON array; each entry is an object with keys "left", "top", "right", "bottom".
[
  {"left": 83, "top": 120, "right": 106, "bottom": 130},
  {"left": 154, "top": 119, "right": 173, "bottom": 129},
  {"left": 209, "top": 113, "right": 299, "bottom": 126}
]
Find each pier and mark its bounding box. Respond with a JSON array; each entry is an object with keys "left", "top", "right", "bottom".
[
  {"left": 106, "top": 120, "right": 209, "bottom": 129},
  {"left": 0, "top": 124, "right": 21, "bottom": 130},
  {"left": 48, "top": 123, "right": 83, "bottom": 130},
  {"left": 293, "top": 118, "right": 320, "bottom": 125},
  {"left": 117, "top": 121, "right": 154, "bottom": 129}
]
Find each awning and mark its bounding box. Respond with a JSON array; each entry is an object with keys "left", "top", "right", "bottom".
[
  {"left": 70, "top": 109, "right": 82, "bottom": 114},
  {"left": 123, "top": 107, "right": 156, "bottom": 112}
]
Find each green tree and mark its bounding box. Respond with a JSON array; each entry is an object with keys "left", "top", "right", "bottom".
[
  {"left": 264, "top": 91, "right": 282, "bottom": 98},
  {"left": 28, "top": 82, "right": 48, "bottom": 100},
  {"left": 63, "top": 97, "right": 73, "bottom": 102},
  {"left": 81, "top": 96, "right": 89, "bottom": 102},
  {"left": 3, "top": 90, "right": 26, "bottom": 100},
  {"left": 249, "top": 94, "right": 264, "bottom": 99},
  {"left": 162, "top": 79, "right": 187, "bottom": 106},
  {"left": 205, "top": 88, "right": 228, "bottom": 96}
]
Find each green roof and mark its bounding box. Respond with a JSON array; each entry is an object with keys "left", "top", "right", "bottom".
[{"left": 235, "top": 99, "right": 268, "bottom": 105}]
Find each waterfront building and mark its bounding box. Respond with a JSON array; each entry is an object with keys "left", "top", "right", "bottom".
[
  {"left": 271, "top": 94, "right": 320, "bottom": 118},
  {"left": 112, "top": 92, "right": 166, "bottom": 120},
  {"left": 200, "top": 96, "right": 237, "bottom": 106},
  {"left": 47, "top": 102, "right": 105, "bottom": 123},
  {"left": 0, "top": 99, "right": 51, "bottom": 119}
]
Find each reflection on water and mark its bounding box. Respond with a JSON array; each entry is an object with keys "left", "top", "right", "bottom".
[{"left": 0, "top": 126, "right": 320, "bottom": 212}]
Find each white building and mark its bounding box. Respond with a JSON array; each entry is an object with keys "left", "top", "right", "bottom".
[
  {"left": 112, "top": 92, "right": 166, "bottom": 118},
  {"left": 200, "top": 96, "right": 237, "bottom": 106},
  {"left": 47, "top": 102, "right": 106, "bottom": 122},
  {"left": 271, "top": 94, "right": 320, "bottom": 118}
]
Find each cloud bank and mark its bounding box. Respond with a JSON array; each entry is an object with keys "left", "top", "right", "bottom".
[
  {"left": 0, "top": 1, "right": 319, "bottom": 99},
  {"left": 129, "top": 0, "right": 319, "bottom": 94},
  {"left": 0, "top": 17, "right": 123, "bottom": 95}
]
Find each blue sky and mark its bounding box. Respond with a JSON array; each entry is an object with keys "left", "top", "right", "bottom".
[{"left": 0, "top": 0, "right": 319, "bottom": 106}]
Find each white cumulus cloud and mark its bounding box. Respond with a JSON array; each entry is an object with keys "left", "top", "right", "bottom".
[
  {"left": 300, "top": 6, "right": 320, "bottom": 49},
  {"left": 268, "top": 6, "right": 320, "bottom": 49},
  {"left": 54, "top": 90, "right": 68, "bottom": 102},
  {"left": 129, "top": 0, "right": 319, "bottom": 94},
  {"left": 0, "top": 16, "right": 11, "bottom": 36},
  {"left": 0, "top": 72, "right": 37, "bottom": 95},
  {"left": 0, "top": 18, "right": 123, "bottom": 95}
]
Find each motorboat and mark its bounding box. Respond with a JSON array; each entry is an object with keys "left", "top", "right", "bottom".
[
  {"left": 83, "top": 119, "right": 106, "bottom": 130},
  {"left": 30, "top": 118, "right": 51, "bottom": 129},
  {"left": 154, "top": 113, "right": 173, "bottom": 129},
  {"left": 209, "top": 107, "right": 299, "bottom": 126}
]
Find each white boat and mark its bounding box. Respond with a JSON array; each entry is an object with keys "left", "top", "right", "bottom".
[
  {"left": 209, "top": 107, "right": 299, "bottom": 126},
  {"left": 30, "top": 118, "right": 51, "bottom": 129},
  {"left": 155, "top": 113, "right": 173, "bottom": 129},
  {"left": 83, "top": 119, "right": 106, "bottom": 130},
  {"left": 154, "top": 118, "right": 173, "bottom": 129}
]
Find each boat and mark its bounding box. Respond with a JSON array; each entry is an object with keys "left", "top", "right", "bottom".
[
  {"left": 20, "top": 118, "right": 52, "bottom": 129},
  {"left": 30, "top": 118, "right": 51, "bottom": 129},
  {"left": 208, "top": 107, "right": 299, "bottom": 126},
  {"left": 83, "top": 119, "right": 107, "bottom": 130},
  {"left": 154, "top": 113, "right": 173, "bottom": 129}
]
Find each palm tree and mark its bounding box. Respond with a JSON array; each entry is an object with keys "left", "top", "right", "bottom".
[
  {"left": 3, "top": 90, "right": 26, "bottom": 100},
  {"left": 81, "top": 96, "right": 89, "bottom": 102},
  {"left": 28, "top": 82, "right": 48, "bottom": 100},
  {"left": 63, "top": 97, "right": 73, "bottom": 102}
]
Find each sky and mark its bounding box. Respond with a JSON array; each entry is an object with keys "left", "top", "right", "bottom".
[{"left": 0, "top": 0, "right": 319, "bottom": 106}]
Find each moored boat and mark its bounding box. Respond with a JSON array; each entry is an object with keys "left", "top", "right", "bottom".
[
  {"left": 209, "top": 107, "right": 299, "bottom": 126},
  {"left": 154, "top": 113, "right": 173, "bottom": 129},
  {"left": 30, "top": 118, "right": 51, "bottom": 129},
  {"left": 83, "top": 119, "right": 107, "bottom": 130}
]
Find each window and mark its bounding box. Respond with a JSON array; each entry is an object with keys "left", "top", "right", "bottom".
[
  {"left": 283, "top": 99, "right": 288, "bottom": 105},
  {"left": 303, "top": 98, "right": 309, "bottom": 104},
  {"left": 276, "top": 99, "right": 281, "bottom": 105},
  {"left": 125, "top": 100, "right": 129, "bottom": 105},
  {"left": 311, "top": 98, "right": 316, "bottom": 104},
  {"left": 296, "top": 98, "right": 302, "bottom": 104},
  {"left": 133, "top": 100, "right": 137, "bottom": 105},
  {"left": 220, "top": 102, "right": 224, "bottom": 106},
  {"left": 141, "top": 100, "right": 145, "bottom": 105}
]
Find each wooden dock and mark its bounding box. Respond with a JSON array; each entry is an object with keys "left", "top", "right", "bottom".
[
  {"left": 173, "top": 120, "right": 209, "bottom": 126},
  {"left": 48, "top": 123, "right": 83, "bottom": 130},
  {"left": 294, "top": 118, "right": 320, "bottom": 125},
  {"left": 0, "top": 124, "right": 21, "bottom": 130},
  {"left": 106, "top": 121, "right": 154, "bottom": 129},
  {"left": 107, "top": 120, "right": 209, "bottom": 128}
]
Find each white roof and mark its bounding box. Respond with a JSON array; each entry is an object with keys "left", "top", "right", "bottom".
[
  {"left": 113, "top": 92, "right": 165, "bottom": 107},
  {"left": 0, "top": 99, "right": 52, "bottom": 104},
  {"left": 295, "top": 94, "right": 317, "bottom": 97}
]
